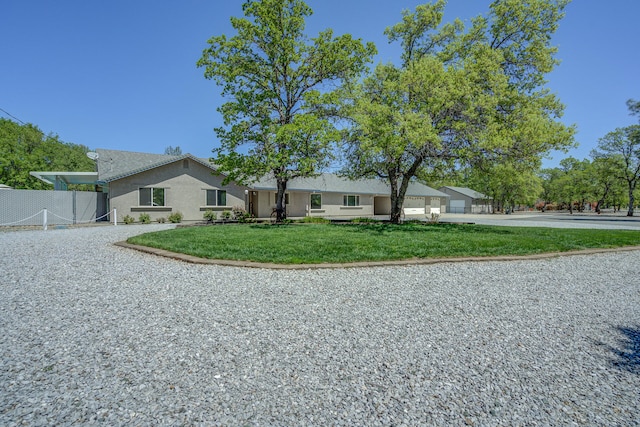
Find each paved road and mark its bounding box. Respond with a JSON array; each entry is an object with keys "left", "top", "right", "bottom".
[{"left": 440, "top": 212, "right": 640, "bottom": 230}]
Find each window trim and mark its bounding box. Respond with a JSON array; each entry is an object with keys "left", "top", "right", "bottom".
[
  {"left": 310, "top": 193, "right": 322, "bottom": 210},
  {"left": 343, "top": 194, "right": 360, "bottom": 207},
  {"left": 206, "top": 189, "right": 227, "bottom": 207},
  {"left": 139, "top": 187, "right": 166, "bottom": 207},
  {"left": 274, "top": 192, "right": 290, "bottom": 205}
]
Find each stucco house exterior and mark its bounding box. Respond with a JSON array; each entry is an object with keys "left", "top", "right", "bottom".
[
  {"left": 32, "top": 148, "right": 449, "bottom": 222},
  {"left": 438, "top": 186, "right": 492, "bottom": 214}
]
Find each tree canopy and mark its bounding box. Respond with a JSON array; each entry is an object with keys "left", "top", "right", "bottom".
[
  {"left": 592, "top": 124, "right": 640, "bottom": 216},
  {"left": 342, "top": 0, "right": 575, "bottom": 223},
  {"left": 0, "top": 118, "right": 94, "bottom": 189},
  {"left": 197, "top": 0, "right": 376, "bottom": 221}
]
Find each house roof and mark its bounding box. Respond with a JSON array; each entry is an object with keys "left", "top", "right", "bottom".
[
  {"left": 95, "top": 149, "right": 216, "bottom": 182},
  {"left": 440, "top": 186, "right": 490, "bottom": 200},
  {"left": 92, "top": 149, "right": 447, "bottom": 198},
  {"left": 253, "top": 173, "right": 449, "bottom": 198}
]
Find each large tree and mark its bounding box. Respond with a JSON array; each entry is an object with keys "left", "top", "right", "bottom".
[
  {"left": 342, "top": 0, "right": 574, "bottom": 223},
  {"left": 592, "top": 125, "right": 640, "bottom": 216},
  {"left": 197, "top": 0, "right": 375, "bottom": 222},
  {"left": 0, "top": 118, "right": 94, "bottom": 189}
]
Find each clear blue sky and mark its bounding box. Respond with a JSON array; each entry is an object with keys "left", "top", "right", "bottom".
[{"left": 2, "top": 1, "right": 638, "bottom": 168}]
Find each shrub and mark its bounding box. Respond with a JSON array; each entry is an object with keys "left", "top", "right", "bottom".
[
  {"left": 203, "top": 210, "right": 217, "bottom": 222},
  {"left": 168, "top": 211, "right": 183, "bottom": 223},
  {"left": 139, "top": 213, "right": 151, "bottom": 224},
  {"left": 350, "top": 217, "right": 379, "bottom": 223},
  {"left": 123, "top": 214, "right": 135, "bottom": 225},
  {"left": 299, "top": 216, "right": 330, "bottom": 224},
  {"left": 232, "top": 206, "right": 254, "bottom": 223},
  {"left": 221, "top": 210, "right": 232, "bottom": 221},
  {"left": 157, "top": 217, "right": 166, "bottom": 223},
  {"left": 428, "top": 213, "right": 440, "bottom": 224}
]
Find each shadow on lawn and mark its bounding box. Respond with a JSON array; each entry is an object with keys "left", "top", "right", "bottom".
[{"left": 608, "top": 325, "right": 640, "bottom": 374}]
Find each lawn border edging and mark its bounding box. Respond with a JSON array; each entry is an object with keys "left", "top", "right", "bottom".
[{"left": 114, "top": 241, "right": 640, "bottom": 270}]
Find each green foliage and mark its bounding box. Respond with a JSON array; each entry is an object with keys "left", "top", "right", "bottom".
[
  {"left": 138, "top": 213, "right": 151, "bottom": 224},
  {"left": 197, "top": 0, "right": 376, "bottom": 222},
  {"left": 592, "top": 122, "right": 640, "bottom": 216},
  {"left": 168, "top": 212, "right": 183, "bottom": 223},
  {"left": 342, "top": 0, "right": 575, "bottom": 223},
  {"left": 127, "top": 223, "right": 640, "bottom": 265},
  {"left": 299, "top": 216, "right": 330, "bottom": 224},
  {"left": 123, "top": 215, "right": 135, "bottom": 225},
  {"left": 164, "top": 146, "right": 182, "bottom": 156},
  {"left": 0, "top": 118, "right": 95, "bottom": 189},
  {"left": 350, "top": 217, "right": 380, "bottom": 223},
  {"left": 465, "top": 161, "right": 543, "bottom": 212},
  {"left": 203, "top": 209, "right": 217, "bottom": 222},
  {"left": 221, "top": 210, "right": 232, "bottom": 221},
  {"left": 232, "top": 206, "right": 254, "bottom": 223}
]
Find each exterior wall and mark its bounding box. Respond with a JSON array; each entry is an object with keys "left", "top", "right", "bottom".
[
  {"left": 308, "top": 192, "right": 374, "bottom": 217},
  {"left": 108, "top": 159, "right": 248, "bottom": 222}
]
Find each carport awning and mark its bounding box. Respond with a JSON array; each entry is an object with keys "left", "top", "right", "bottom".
[{"left": 30, "top": 171, "right": 99, "bottom": 190}]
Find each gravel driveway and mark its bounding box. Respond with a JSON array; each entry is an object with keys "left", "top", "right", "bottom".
[{"left": 1, "top": 224, "right": 639, "bottom": 426}]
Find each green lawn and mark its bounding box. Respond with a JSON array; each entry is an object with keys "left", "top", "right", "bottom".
[{"left": 125, "top": 223, "right": 640, "bottom": 264}]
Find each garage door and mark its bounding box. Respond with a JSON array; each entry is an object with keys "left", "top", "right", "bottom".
[{"left": 450, "top": 200, "right": 466, "bottom": 214}]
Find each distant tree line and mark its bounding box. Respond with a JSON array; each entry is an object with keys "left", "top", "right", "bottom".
[
  {"left": 442, "top": 99, "right": 639, "bottom": 216},
  {"left": 0, "top": 118, "right": 95, "bottom": 189}
]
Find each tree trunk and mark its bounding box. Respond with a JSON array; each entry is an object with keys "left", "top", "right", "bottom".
[
  {"left": 627, "top": 184, "right": 635, "bottom": 216},
  {"left": 276, "top": 178, "right": 287, "bottom": 223},
  {"left": 389, "top": 173, "right": 412, "bottom": 224},
  {"left": 389, "top": 176, "right": 402, "bottom": 224}
]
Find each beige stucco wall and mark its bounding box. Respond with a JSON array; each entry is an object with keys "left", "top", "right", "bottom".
[{"left": 108, "top": 159, "right": 248, "bottom": 222}]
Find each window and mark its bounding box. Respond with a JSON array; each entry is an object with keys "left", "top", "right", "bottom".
[
  {"left": 206, "top": 189, "right": 227, "bottom": 206},
  {"left": 310, "top": 193, "right": 322, "bottom": 209},
  {"left": 140, "top": 188, "right": 165, "bottom": 206},
  {"left": 343, "top": 195, "right": 360, "bottom": 207},
  {"left": 274, "top": 193, "right": 289, "bottom": 204}
]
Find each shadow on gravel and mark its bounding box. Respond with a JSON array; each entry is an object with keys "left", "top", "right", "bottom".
[{"left": 609, "top": 325, "right": 640, "bottom": 374}]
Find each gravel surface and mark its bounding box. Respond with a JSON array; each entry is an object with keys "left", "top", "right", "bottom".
[{"left": 1, "top": 224, "right": 639, "bottom": 426}]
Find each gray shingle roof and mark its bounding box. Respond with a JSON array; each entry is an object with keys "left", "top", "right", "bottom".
[
  {"left": 95, "top": 149, "right": 215, "bottom": 182},
  {"left": 253, "top": 173, "right": 449, "bottom": 198},
  {"left": 440, "top": 186, "right": 490, "bottom": 200},
  {"left": 95, "top": 149, "right": 448, "bottom": 198}
]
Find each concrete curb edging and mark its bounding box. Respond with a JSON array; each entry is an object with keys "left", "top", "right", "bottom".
[{"left": 114, "top": 241, "right": 640, "bottom": 270}]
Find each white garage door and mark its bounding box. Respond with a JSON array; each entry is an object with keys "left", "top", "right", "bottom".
[{"left": 450, "top": 200, "right": 466, "bottom": 214}]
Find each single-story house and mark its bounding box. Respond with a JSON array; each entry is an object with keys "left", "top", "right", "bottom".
[
  {"left": 31, "top": 148, "right": 449, "bottom": 222},
  {"left": 438, "top": 186, "right": 492, "bottom": 214}
]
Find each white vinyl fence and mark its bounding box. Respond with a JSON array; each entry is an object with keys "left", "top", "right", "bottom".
[{"left": 0, "top": 189, "right": 110, "bottom": 227}]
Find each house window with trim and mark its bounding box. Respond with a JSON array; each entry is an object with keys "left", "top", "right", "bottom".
[
  {"left": 343, "top": 195, "right": 360, "bottom": 207},
  {"left": 310, "top": 193, "right": 322, "bottom": 209},
  {"left": 140, "top": 187, "right": 165, "bottom": 206},
  {"left": 274, "top": 193, "right": 290, "bottom": 204},
  {"left": 206, "top": 189, "right": 227, "bottom": 206}
]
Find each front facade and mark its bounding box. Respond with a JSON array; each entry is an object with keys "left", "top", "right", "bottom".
[
  {"left": 248, "top": 174, "right": 448, "bottom": 219},
  {"left": 33, "top": 149, "right": 449, "bottom": 222},
  {"left": 438, "top": 186, "right": 493, "bottom": 214}
]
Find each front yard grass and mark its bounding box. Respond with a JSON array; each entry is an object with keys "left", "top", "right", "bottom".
[{"left": 125, "top": 223, "right": 640, "bottom": 264}]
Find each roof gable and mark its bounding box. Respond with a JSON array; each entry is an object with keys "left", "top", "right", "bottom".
[
  {"left": 95, "top": 149, "right": 216, "bottom": 182},
  {"left": 440, "top": 186, "right": 490, "bottom": 199}
]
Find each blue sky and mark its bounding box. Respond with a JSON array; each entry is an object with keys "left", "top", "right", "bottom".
[{"left": 1, "top": 1, "right": 638, "bottom": 169}]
